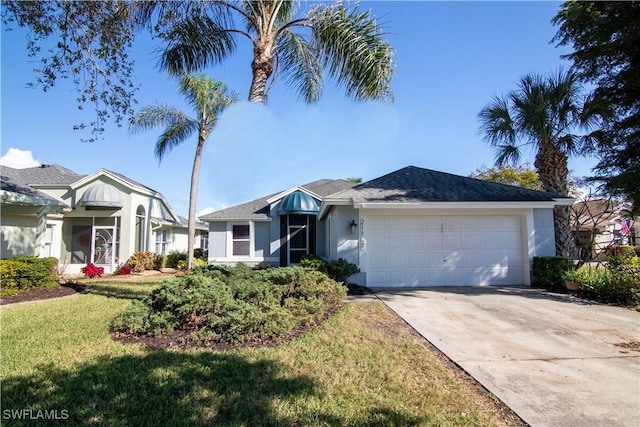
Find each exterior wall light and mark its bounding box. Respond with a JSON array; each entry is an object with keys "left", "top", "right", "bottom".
[{"left": 349, "top": 219, "right": 358, "bottom": 235}]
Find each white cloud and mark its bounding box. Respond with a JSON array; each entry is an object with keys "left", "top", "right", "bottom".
[
  {"left": 197, "top": 207, "right": 215, "bottom": 217},
  {"left": 0, "top": 148, "right": 41, "bottom": 168}
]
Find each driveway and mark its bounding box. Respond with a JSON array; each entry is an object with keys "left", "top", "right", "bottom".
[{"left": 374, "top": 286, "right": 640, "bottom": 427}]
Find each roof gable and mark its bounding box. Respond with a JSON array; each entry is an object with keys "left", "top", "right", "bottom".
[
  {"left": 200, "top": 179, "right": 356, "bottom": 221},
  {"left": 327, "top": 166, "right": 567, "bottom": 203}
]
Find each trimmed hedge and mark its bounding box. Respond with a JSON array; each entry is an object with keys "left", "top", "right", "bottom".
[
  {"left": 532, "top": 256, "right": 574, "bottom": 291},
  {"left": 111, "top": 265, "right": 347, "bottom": 344},
  {"left": 0, "top": 257, "right": 59, "bottom": 297}
]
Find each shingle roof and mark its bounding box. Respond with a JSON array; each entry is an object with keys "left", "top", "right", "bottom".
[
  {"left": 1, "top": 164, "right": 85, "bottom": 186},
  {"left": 0, "top": 172, "right": 67, "bottom": 206},
  {"left": 200, "top": 179, "right": 357, "bottom": 220},
  {"left": 327, "top": 166, "right": 566, "bottom": 203}
]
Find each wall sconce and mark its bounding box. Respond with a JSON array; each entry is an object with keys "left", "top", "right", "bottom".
[{"left": 349, "top": 219, "right": 358, "bottom": 235}]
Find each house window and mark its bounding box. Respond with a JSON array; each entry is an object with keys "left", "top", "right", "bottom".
[
  {"left": 135, "top": 205, "right": 146, "bottom": 252},
  {"left": 200, "top": 232, "right": 209, "bottom": 256},
  {"left": 155, "top": 230, "right": 169, "bottom": 254},
  {"left": 232, "top": 225, "right": 250, "bottom": 256}
]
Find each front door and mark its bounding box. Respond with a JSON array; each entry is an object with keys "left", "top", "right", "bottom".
[
  {"left": 288, "top": 225, "right": 308, "bottom": 264},
  {"left": 93, "top": 226, "right": 116, "bottom": 267}
]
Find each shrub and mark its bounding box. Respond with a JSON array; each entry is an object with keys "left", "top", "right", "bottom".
[
  {"left": 0, "top": 257, "right": 59, "bottom": 296},
  {"left": 176, "top": 258, "right": 209, "bottom": 271},
  {"left": 165, "top": 251, "right": 187, "bottom": 269},
  {"left": 300, "top": 254, "right": 328, "bottom": 273},
  {"left": 532, "top": 256, "right": 574, "bottom": 290},
  {"left": 118, "top": 265, "right": 132, "bottom": 275},
  {"left": 82, "top": 263, "right": 104, "bottom": 278},
  {"left": 326, "top": 258, "right": 360, "bottom": 283},
  {"left": 111, "top": 265, "right": 347, "bottom": 345},
  {"left": 603, "top": 245, "right": 637, "bottom": 267},
  {"left": 127, "top": 251, "right": 155, "bottom": 272},
  {"left": 153, "top": 254, "right": 165, "bottom": 270}
]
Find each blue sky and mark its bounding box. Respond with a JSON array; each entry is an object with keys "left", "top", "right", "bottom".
[{"left": 1, "top": 1, "right": 598, "bottom": 216}]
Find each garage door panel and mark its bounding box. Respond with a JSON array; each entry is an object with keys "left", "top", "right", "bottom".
[{"left": 366, "top": 215, "right": 524, "bottom": 287}]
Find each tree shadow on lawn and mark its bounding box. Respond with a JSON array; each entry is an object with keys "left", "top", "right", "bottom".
[
  {"left": 2, "top": 349, "right": 427, "bottom": 426},
  {"left": 88, "top": 283, "right": 158, "bottom": 301}
]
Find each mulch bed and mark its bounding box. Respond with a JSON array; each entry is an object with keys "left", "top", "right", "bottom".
[{"left": 0, "top": 283, "right": 90, "bottom": 306}]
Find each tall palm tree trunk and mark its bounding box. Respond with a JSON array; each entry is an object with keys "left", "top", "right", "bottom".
[
  {"left": 187, "top": 129, "right": 207, "bottom": 270},
  {"left": 248, "top": 38, "right": 274, "bottom": 103},
  {"left": 535, "top": 140, "right": 574, "bottom": 257}
]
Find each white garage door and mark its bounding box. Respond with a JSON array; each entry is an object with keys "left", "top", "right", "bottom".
[{"left": 366, "top": 215, "right": 524, "bottom": 287}]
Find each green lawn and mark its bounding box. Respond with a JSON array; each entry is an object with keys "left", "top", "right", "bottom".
[{"left": 1, "top": 277, "right": 520, "bottom": 426}]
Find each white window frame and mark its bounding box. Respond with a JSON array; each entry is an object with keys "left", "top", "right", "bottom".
[{"left": 227, "top": 222, "right": 254, "bottom": 259}]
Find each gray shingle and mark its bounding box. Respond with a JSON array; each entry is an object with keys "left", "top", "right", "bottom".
[
  {"left": 200, "top": 179, "right": 356, "bottom": 220},
  {"left": 328, "top": 166, "right": 566, "bottom": 203},
  {"left": 1, "top": 164, "right": 85, "bottom": 186}
]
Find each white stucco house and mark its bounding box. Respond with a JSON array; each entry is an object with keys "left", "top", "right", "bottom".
[
  {"left": 200, "top": 166, "right": 574, "bottom": 287},
  {"left": 1, "top": 164, "right": 207, "bottom": 274}
]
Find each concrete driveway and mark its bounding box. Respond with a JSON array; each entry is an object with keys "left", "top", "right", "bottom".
[{"left": 374, "top": 286, "right": 640, "bottom": 427}]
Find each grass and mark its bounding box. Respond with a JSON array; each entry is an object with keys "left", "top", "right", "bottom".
[{"left": 1, "top": 276, "right": 519, "bottom": 426}]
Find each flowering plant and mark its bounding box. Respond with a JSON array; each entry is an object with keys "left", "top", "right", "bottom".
[
  {"left": 119, "top": 265, "right": 132, "bottom": 275},
  {"left": 81, "top": 263, "right": 104, "bottom": 278}
]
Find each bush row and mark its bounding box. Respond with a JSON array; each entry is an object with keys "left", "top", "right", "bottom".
[
  {"left": 111, "top": 264, "right": 347, "bottom": 344},
  {"left": 0, "top": 257, "right": 59, "bottom": 296},
  {"left": 534, "top": 250, "right": 640, "bottom": 308},
  {"left": 299, "top": 255, "right": 360, "bottom": 283}
]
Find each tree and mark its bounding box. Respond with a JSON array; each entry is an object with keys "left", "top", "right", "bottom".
[
  {"left": 470, "top": 165, "right": 543, "bottom": 191},
  {"left": 129, "top": 74, "right": 237, "bottom": 269},
  {"left": 478, "top": 69, "right": 607, "bottom": 257},
  {"left": 2, "top": 0, "right": 394, "bottom": 137},
  {"left": 346, "top": 177, "right": 362, "bottom": 184},
  {"left": 553, "top": 1, "right": 640, "bottom": 213}
]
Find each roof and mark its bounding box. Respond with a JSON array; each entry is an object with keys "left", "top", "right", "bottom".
[
  {"left": 200, "top": 179, "right": 356, "bottom": 221},
  {"left": 326, "top": 166, "right": 568, "bottom": 203},
  {"left": 278, "top": 191, "right": 320, "bottom": 215},
  {"left": 0, "top": 172, "right": 68, "bottom": 207},
  {"left": 572, "top": 199, "right": 630, "bottom": 229},
  {"left": 1, "top": 164, "right": 85, "bottom": 186}
]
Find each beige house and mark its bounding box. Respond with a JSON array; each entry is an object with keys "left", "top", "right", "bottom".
[
  {"left": 1, "top": 164, "right": 207, "bottom": 274},
  {"left": 572, "top": 199, "right": 638, "bottom": 261}
]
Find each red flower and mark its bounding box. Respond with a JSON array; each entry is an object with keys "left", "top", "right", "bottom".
[{"left": 81, "top": 263, "right": 104, "bottom": 278}]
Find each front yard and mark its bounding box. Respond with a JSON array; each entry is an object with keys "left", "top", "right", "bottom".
[{"left": 1, "top": 277, "right": 522, "bottom": 426}]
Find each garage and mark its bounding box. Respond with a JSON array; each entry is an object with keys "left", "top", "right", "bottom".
[
  {"left": 318, "top": 166, "right": 573, "bottom": 288},
  {"left": 365, "top": 214, "right": 524, "bottom": 287}
]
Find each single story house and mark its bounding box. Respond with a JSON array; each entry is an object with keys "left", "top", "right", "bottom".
[
  {"left": 200, "top": 166, "right": 574, "bottom": 287},
  {"left": 1, "top": 164, "right": 207, "bottom": 274},
  {"left": 572, "top": 199, "right": 638, "bottom": 260}
]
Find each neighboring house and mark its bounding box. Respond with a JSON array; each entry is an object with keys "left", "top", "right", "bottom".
[
  {"left": 1, "top": 164, "right": 207, "bottom": 274},
  {"left": 572, "top": 199, "right": 638, "bottom": 261},
  {"left": 200, "top": 166, "right": 573, "bottom": 287}
]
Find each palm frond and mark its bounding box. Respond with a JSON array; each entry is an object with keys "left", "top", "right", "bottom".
[
  {"left": 277, "top": 30, "right": 323, "bottom": 103},
  {"left": 129, "top": 104, "right": 197, "bottom": 162},
  {"left": 308, "top": 3, "right": 394, "bottom": 103},
  {"left": 159, "top": 14, "right": 236, "bottom": 75},
  {"left": 478, "top": 96, "right": 517, "bottom": 146},
  {"left": 494, "top": 143, "right": 522, "bottom": 167},
  {"left": 154, "top": 118, "right": 199, "bottom": 162},
  {"left": 178, "top": 73, "right": 239, "bottom": 124}
]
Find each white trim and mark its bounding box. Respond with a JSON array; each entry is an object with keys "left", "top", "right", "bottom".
[
  {"left": 266, "top": 185, "right": 322, "bottom": 205},
  {"left": 227, "top": 221, "right": 254, "bottom": 258},
  {"left": 203, "top": 217, "right": 271, "bottom": 222},
  {"left": 354, "top": 201, "right": 566, "bottom": 210},
  {"left": 70, "top": 170, "right": 181, "bottom": 222}
]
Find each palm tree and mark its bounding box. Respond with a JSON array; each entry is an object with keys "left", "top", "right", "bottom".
[
  {"left": 130, "top": 0, "right": 394, "bottom": 104},
  {"left": 129, "top": 74, "right": 237, "bottom": 269},
  {"left": 478, "top": 69, "right": 607, "bottom": 257}
]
